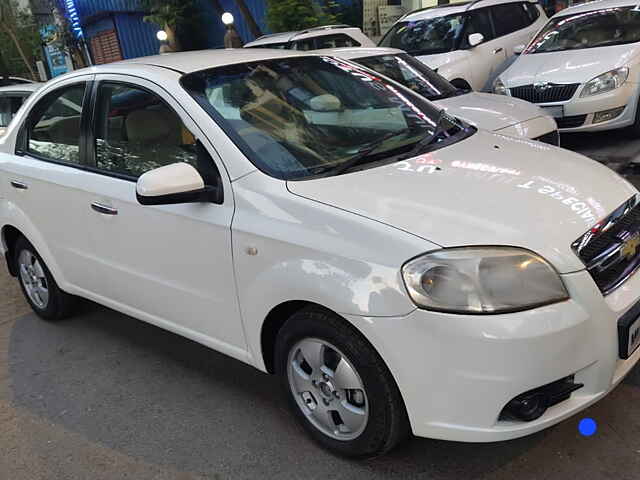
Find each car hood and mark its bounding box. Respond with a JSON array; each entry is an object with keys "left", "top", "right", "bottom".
[
  {"left": 437, "top": 92, "right": 545, "bottom": 131},
  {"left": 414, "top": 50, "right": 468, "bottom": 71},
  {"left": 288, "top": 130, "right": 636, "bottom": 273},
  {"left": 501, "top": 44, "right": 640, "bottom": 86}
]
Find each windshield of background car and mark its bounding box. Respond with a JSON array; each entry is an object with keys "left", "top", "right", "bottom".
[
  {"left": 181, "top": 56, "right": 465, "bottom": 180},
  {"left": 525, "top": 6, "right": 640, "bottom": 53},
  {"left": 379, "top": 14, "right": 466, "bottom": 55},
  {"left": 356, "top": 53, "right": 459, "bottom": 100}
]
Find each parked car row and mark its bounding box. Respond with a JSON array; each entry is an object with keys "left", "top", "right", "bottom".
[
  {"left": 2, "top": 43, "right": 640, "bottom": 459},
  {"left": 245, "top": 0, "right": 640, "bottom": 136}
]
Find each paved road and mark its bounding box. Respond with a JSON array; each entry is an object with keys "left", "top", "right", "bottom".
[{"left": 3, "top": 131, "right": 640, "bottom": 479}]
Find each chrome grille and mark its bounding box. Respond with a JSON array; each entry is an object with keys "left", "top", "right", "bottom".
[
  {"left": 573, "top": 196, "right": 640, "bottom": 295},
  {"left": 510, "top": 83, "right": 580, "bottom": 103}
]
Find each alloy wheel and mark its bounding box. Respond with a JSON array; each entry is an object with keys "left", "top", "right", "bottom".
[
  {"left": 18, "top": 249, "right": 49, "bottom": 309},
  {"left": 287, "top": 338, "right": 369, "bottom": 441}
]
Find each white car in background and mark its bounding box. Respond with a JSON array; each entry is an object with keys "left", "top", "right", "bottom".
[
  {"left": 494, "top": 0, "right": 640, "bottom": 133},
  {"left": 379, "top": 0, "right": 547, "bottom": 91},
  {"left": 0, "top": 83, "right": 41, "bottom": 136},
  {"left": 244, "top": 25, "right": 374, "bottom": 50},
  {"left": 2, "top": 49, "right": 640, "bottom": 457},
  {"left": 315, "top": 47, "right": 558, "bottom": 144}
]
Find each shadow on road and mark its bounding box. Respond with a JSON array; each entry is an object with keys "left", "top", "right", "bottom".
[{"left": 7, "top": 302, "right": 556, "bottom": 478}]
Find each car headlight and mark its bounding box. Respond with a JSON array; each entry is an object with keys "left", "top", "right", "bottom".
[
  {"left": 493, "top": 77, "right": 508, "bottom": 95},
  {"left": 580, "top": 67, "right": 629, "bottom": 98},
  {"left": 402, "top": 247, "right": 568, "bottom": 314}
]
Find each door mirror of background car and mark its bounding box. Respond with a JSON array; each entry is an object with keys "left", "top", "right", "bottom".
[
  {"left": 468, "top": 33, "right": 484, "bottom": 47},
  {"left": 513, "top": 44, "right": 525, "bottom": 55},
  {"left": 136, "top": 162, "right": 222, "bottom": 206}
]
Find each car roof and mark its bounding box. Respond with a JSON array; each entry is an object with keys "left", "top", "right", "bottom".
[
  {"left": 112, "top": 48, "right": 313, "bottom": 73},
  {"left": 0, "top": 83, "right": 42, "bottom": 94},
  {"left": 311, "top": 47, "right": 404, "bottom": 60},
  {"left": 402, "top": 0, "right": 536, "bottom": 21},
  {"left": 244, "top": 25, "right": 359, "bottom": 47},
  {"left": 244, "top": 31, "right": 297, "bottom": 47},
  {"left": 551, "top": 0, "right": 638, "bottom": 18}
]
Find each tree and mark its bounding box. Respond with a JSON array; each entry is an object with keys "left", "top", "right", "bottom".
[
  {"left": 266, "top": 0, "right": 338, "bottom": 32},
  {"left": 143, "top": 0, "right": 196, "bottom": 51},
  {"left": 0, "top": 1, "right": 39, "bottom": 80}
]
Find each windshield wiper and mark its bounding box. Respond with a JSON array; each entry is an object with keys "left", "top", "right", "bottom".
[
  {"left": 318, "top": 130, "right": 406, "bottom": 176},
  {"left": 399, "top": 109, "right": 450, "bottom": 160}
]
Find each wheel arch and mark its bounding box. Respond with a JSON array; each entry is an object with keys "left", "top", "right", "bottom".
[
  {"left": 261, "top": 300, "right": 325, "bottom": 374},
  {"left": 1, "top": 224, "right": 22, "bottom": 276},
  {"left": 450, "top": 78, "right": 472, "bottom": 90}
]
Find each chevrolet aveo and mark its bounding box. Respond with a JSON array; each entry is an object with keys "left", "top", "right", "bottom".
[{"left": 1, "top": 49, "right": 640, "bottom": 457}]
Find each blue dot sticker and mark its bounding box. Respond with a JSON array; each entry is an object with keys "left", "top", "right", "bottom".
[{"left": 579, "top": 418, "right": 597, "bottom": 436}]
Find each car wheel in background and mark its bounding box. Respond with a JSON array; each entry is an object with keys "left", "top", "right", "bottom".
[{"left": 275, "top": 306, "right": 410, "bottom": 457}]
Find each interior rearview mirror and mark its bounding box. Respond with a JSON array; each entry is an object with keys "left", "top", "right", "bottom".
[
  {"left": 468, "top": 33, "right": 484, "bottom": 47},
  {"left": 136, "top": 162, "right": 222, "bottom": 206},
  {"left": 513, "top": 44, "right": 525, "bottom": 55}
]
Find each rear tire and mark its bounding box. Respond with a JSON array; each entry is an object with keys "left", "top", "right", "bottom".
[
  {"left": 275, "top": 306, "right": 410, "bottom": 457},
  {"left": 14, "top": 236, "right": 75, "bottom": 321}
]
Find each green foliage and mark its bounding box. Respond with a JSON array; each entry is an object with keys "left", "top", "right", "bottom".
[
  {"left": 266, "top": 0, "right": 341, "bottom": 32},
  {"left": 142, "top": 0, "right": 194, "bottom": 29},
  {"left": 0, "top": 1, "right": 42, "bottom": 78}
]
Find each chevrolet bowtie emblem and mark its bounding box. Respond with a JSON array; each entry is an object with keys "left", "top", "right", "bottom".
[{"left": 621, "top": 233, "right": 640, "bottom": 260}]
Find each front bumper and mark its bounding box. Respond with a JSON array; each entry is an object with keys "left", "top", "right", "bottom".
[
  {"left": 345, "top": 267, "right": 640, "bottom": 442},
  {"left": 522, "top": 81, "right": 639, "bottom": 133}
]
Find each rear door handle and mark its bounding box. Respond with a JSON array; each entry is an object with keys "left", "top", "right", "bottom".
[
  {"left": 91, "top": 202, "right": 118, "bottom": 215},
  {"left": 10, "top": 180, "right": 28, "bottom": 190},
  {"left": 493, "top": 47, "right": 504, "bottom": 54}
]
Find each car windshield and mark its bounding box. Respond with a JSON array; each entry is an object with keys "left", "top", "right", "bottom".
[
  {"left": 526, "top": 6, "right": 640, "bottom": 54},
  {"left": 355, "top": 53, "right": 460, "bottom": 100},
  {"left": 379, "top": 14, "right": 466, "bottom": 55},
  {"left": 181, "top": 56, "right": 467, "bottom": 180}
]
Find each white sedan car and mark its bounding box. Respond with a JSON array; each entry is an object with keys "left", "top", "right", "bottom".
[
  {"left": 1, "top": 49, "right": 640, "bottom": 457},
  {"left": 494, "top": 0, "right": 640, "bottom": 133},
  {"left": 315, "top": 47, "right": 558, "bottom": 143}
]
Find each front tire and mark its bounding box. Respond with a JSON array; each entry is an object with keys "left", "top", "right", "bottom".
[
  {"left": 14, "top": 236, "right": 75, "bottom": 321},
  {"left": 275, "top": 307, "right": 410, "bottom": 457}
]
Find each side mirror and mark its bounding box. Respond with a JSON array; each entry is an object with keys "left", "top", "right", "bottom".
[
  {"left": 468, "top": 33, "right": 484, "bottom": 47},
  {"left": 136, "top": 162, "right": 222, "bottom": 206},
  {"left": 513, "top": 44, "right": 525, "bottom": 55}
]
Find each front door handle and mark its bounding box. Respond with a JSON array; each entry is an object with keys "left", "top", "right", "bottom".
[
  {"left": 10, "top": 180, "right": 28, "bottom": 190},
  {"left": 91, "top": 202, "right": 118, "bottom": 215},
  {"left": 493, "top": 47, "right": 504, "bottom": 54}
]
